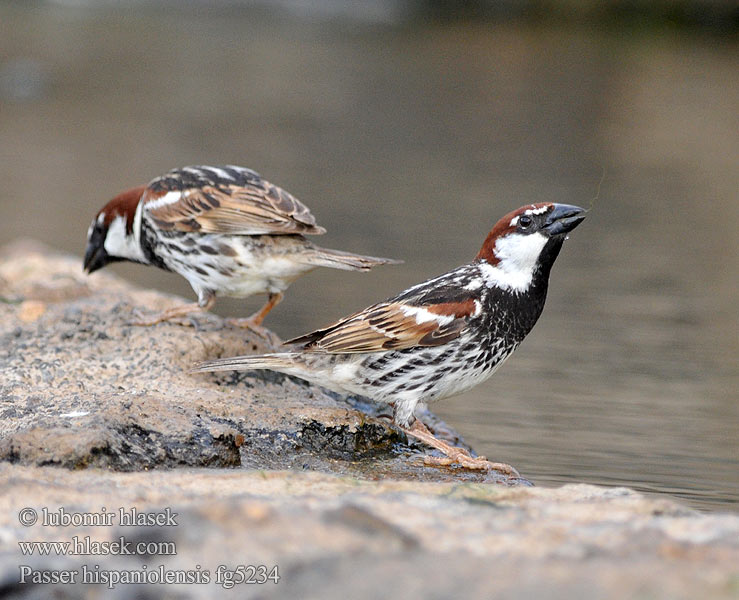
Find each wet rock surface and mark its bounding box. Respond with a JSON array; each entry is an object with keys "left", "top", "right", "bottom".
[{"left": 2, "top": 241, "right": 738, "bottom": 599}]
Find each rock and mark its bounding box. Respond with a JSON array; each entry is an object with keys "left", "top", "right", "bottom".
[
  {"left": 0, "top": 239, "right": 515, "bottom": 484},
  {"left": 1, "top": 466, "right": 738, "bottom": 599},
  {"left": 1, "top": 240, "right": 738, "bottom": 599}
]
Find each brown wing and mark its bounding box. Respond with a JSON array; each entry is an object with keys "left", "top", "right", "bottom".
[
  {"left": 142, "top": 165, "right": 326, "bottom": 235},
  {"left": 287, "top": 299, "right": 478, "bottom": 354}
]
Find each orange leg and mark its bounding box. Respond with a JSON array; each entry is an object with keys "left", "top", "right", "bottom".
[
  {"left": 402, "top": 419, "right": 520, "bottom": 477},
  {"left": 226, "top": 292, "right": 284, "bottom": 329}
]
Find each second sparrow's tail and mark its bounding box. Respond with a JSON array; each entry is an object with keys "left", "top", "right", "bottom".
[{"left": 190, "top": 353, "right": 300, "bottom": 374}]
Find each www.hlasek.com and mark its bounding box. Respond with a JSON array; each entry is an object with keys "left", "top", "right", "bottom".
[{"left": 19, "top": 536, "right": 176, "bottom": 557}]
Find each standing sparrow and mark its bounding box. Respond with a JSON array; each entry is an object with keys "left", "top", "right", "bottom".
[
  {"left": 83, "top": 165, "right": 398, "bottom": 327},
  {"left": 192, "top": 202, "right": 586, "bottom": 475}
]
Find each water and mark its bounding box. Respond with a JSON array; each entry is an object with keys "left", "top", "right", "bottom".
[{"left": 0, "top": 4, "right": 736, "bottom": 511}]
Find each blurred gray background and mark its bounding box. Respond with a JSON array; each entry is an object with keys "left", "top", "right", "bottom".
[{"left": 0, "top": 1, "right": 736, "bottom": 511}]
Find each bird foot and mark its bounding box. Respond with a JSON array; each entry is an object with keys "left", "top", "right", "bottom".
[
  {"left": 402, "top": 419, "right": 520, "bottom": 477},
  {"left": 423, "top": 453, "right": 520, "bottom": 477},
  {"left": 224, "top": 317, "right": 282, "bottom": 346},
  {"left": 224, "top": 316, "right": 260, "bottom": 329},
  {"left": 130, "top": 307, "right": 199, "bottom": 327}
]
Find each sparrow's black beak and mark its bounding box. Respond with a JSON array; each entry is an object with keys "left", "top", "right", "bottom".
[
  {"left": 83, "top": 242, "right": 108, "bottom": 274},
  {"left": 544, "top": 204, "right": 586, "bottom": 236}
]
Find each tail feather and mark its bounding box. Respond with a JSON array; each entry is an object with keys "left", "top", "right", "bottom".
[
  {"left": 190, "top": 353, "right": 299, "bottom": 374},
  {"left": 301, "top": 246, "right": 401, "bottom": 271}
]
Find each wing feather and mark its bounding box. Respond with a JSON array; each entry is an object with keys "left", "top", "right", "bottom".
[
  {"left": 142, "top": 166, "right": 325, "bottom": 235},
  {"left": 287, "top": 298, "right": 478, "bottom": 354}
]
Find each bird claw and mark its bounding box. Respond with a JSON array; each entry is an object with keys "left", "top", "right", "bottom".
[
  {"left": 224, "top": 316, "right": 259, "bottom": 329},
  {"left": 423, "top": 452, "right": 519, "bottom": 477},
  {"left": 129, "top": 308, "right": 157, "bottom": 327},
  {"left": 129, "top": 308, "right": 196, "bottom": 328},
  {"left": 224, "top": 318, "right": 282, "bottom": 346}
]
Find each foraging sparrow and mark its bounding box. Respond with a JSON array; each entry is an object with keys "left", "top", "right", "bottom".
[{"left": 192, "top": 203, "right": 585, "bottom": 475}]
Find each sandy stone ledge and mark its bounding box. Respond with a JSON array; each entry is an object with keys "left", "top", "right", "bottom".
[{"left": 0, "top": 466, "right": 738, "bottom": 599}]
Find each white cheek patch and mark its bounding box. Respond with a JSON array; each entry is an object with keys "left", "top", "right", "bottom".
[
  {"left": 480, "top": 231, "right": 548, "bottom": 292},
  {"left": 103, "top": 215, "right": 146, "bottom": 262}
]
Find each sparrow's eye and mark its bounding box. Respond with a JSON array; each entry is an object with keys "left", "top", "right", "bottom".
[{"left": 518, "top": 215, "right": 533, "bottom": 230}]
